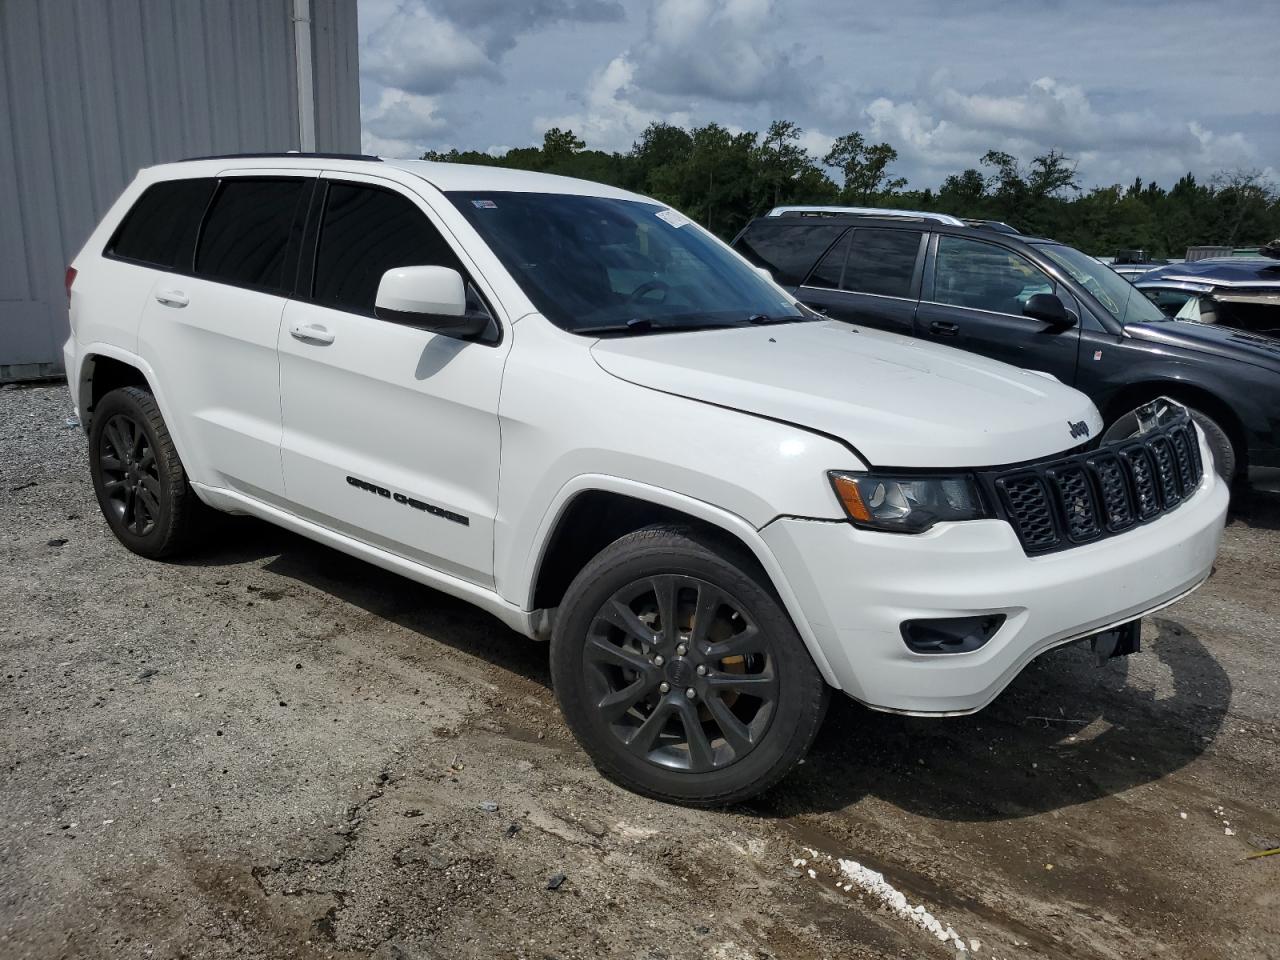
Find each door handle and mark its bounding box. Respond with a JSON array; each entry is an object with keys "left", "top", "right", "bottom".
[
  {"left": 929, "top": 320, "right": 959, "bottom": 337},
  {"left": 155, "top": 289, "right": 189, "bottom": 308},
  {"left": 289, "top": 320, "right": 335, "bottom": 345}
]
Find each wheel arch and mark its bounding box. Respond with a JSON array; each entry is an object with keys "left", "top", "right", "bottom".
[
  {"left": 1102, "top": 379, "right": 1245, "bottom": 468},
  {"left": 76, "top": 346, "right": 159, "bottom": 426},
  {"left": 75, "top": 345, "right": 198, "bottom": 479},
  {"left": 522, "top": 477, "right": 840, "bottom": 688}
]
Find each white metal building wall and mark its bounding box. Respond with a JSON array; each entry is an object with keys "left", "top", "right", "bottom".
[{"left": 0, "top": 0, "right": 360, "bottom": 380}]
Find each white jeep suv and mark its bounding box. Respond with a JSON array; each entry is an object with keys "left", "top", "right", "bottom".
[{"left": 64, "top": 155, "right": 1228, "bottom": 805}]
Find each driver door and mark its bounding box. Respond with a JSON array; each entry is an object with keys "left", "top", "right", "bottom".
[
  {"left": 277, "top": 174, "right": 510, "bottom": 586},
  {"left": 916, "top": 234, "right": 1080, "bottom": 383}
]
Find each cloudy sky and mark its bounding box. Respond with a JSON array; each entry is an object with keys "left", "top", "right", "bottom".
[{"left": 356, "top": 0, "right": 1278, "bottom": 190}]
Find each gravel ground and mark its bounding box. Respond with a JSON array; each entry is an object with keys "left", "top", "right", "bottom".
[{"left": 2, "top": 382, "right": 1278, "bottom": 960}]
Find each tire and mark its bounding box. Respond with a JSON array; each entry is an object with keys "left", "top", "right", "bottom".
[
  {"left": 551, "top": 524, "right": 829, "bottom": 807},
  {"left": 88, "top": 386, "right": 204, "bottom": 559},
  {"left": 1102, "top": 405, "right": 1236, "bottom": 481}
]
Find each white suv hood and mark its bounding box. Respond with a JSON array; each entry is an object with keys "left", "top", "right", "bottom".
[{"left": 590, "top": 320, "right": 1101, "bottom": 468}]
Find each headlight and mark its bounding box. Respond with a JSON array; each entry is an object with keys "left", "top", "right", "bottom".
[{"left": 828, "top": 471, "right": 988, "bottom": 533}]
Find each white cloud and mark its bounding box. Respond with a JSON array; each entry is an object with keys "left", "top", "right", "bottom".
[
  {"left": 862, "top": 76, "right": 1264, "bottom": 186},
  {"left": 361, "top": 5, "right": 498, "bottom": 95},
  {"left": 630, "top": 0, "right": 810, "bottom": 103},
  {"left": 355, "top": 0, "right": 1279, "bottom": 189},
  {"left": 361, "top": 88, "right": 447, "bottom": 158},
  {"left": 534, "top": 55, "right": 694, "bottom": 152}
]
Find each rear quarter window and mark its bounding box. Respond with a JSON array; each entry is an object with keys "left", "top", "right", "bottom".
[
  {"left": 106, "top": 178, "right": 216, "bottom": 270},
  {"left": 733, "top": 221, "right": 846, "bottom": 286}
]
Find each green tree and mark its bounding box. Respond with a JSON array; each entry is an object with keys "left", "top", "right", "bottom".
[
  {"left": 418, "top": 124, "right": 1280, "bottom": 252},
  {"left": 755, "top": 120, "right": 812, "bottom": 209},
  {"left": 541, "top": 127, "right": 586, "bottom": 162},
  {"left": 823, "top": 132, "right": 907, "bottom": 204}
]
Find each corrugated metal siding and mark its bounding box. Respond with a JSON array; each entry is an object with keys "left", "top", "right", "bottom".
[
  {"left": 312, "top": 0, "right": 361, "bottom": 152},
  {"left": 0, "top": 0, "right": 360, "bottom": 379}
]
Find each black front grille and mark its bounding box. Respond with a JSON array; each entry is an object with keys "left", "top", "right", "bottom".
[{"left": 983, "top": 415, "right": 1205, "bottom": 556}]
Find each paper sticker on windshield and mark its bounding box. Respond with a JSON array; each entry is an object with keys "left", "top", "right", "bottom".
[
  {"left": 471, "top": 199, "right": 498, "bottom": 209},
  {"left": 655, "top": 208, "right": 692, "bottom": 228}
]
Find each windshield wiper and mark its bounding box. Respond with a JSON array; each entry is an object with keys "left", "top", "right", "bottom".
[
  {"left": 575, "top": 316, "right": 751, "bottom": 336},
  {"left": 747, "top": 313, "right": 810, "bottom": 325}
]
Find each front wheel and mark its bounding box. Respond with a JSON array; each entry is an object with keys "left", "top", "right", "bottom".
[
  {"left": 1102, "top": 405, "right": 1236, "bottom": 481},
  {"left": 551, "top": 525, "right": 829, "bottom": 807}
]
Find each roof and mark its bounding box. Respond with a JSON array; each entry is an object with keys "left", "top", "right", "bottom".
[
  {"left": 382, "top": 159, "right": 650, "bottom": 200},
  {"left": 767, "top": 205, "right": 965, "bottom": 226},
  {"left": 1136, "top": 257, "right": 1280, "bottom": 289},
  {"left": 151, "top": 154, "right": 656, "bottom": 203}
]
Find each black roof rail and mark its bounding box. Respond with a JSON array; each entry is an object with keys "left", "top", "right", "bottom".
[{"left": 178, "top": 151, "right": 383, "bottom": 162}]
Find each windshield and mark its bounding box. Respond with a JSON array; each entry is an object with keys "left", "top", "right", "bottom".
[
  {"left": 448, "top": 191, "right": 805, "bottom": 333},
  {"left": 1036, "top": 243, "right": 1167, "bottom": 326}
]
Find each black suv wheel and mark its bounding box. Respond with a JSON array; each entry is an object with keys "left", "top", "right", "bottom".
[
  {"left": 89, "top": 386, "right": 204, "bottom": 558},
  {"left": 551, "top": 525, "right": 829, "bottom": 806}
]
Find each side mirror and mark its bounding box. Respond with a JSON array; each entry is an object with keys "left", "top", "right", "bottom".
[
  {"left": 1023, "top": 292, "right": 1076, "bottom": 328},
  {"left": 375, "top": 266, "right": 487, "bottom": 339}
]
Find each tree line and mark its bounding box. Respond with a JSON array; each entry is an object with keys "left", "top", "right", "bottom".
[{"left": 423, "top": 121, "right": 1280, "bottom": 257}]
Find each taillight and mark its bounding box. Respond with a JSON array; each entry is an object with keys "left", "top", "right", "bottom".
[{"left": 65, "top": 266, "right": 78, "bottom": 305}]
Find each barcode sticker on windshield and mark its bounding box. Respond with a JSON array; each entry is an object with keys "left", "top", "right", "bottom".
[{"left": 655, "top": 208, "right": 692, "bottom": 228}]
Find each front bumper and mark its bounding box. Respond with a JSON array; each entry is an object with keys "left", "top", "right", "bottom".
[{"left": 763, "top": 440, "right": 1229, "bottom": 715}]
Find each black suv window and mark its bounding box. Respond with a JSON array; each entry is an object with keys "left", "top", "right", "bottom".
[
  {"left": 843, "top": 229, "right": 921, "bottom": 298},
  {"left": 933, "top": 236, "right": 1054, "bottom": 315},
  {"left": 195, "top": 178, "right": 306, "bottom": 292},
  {"left": 804, "top": 228, "right": 920, "bottom": 298},
  {"left": 108, "top": 178, "right": 216, "bottom": 270},
  {"left": 734, "top": 220, "right": 846, "bottom": 286},
  {"left": 313, "top": 182, "right": 462, "bottom": 316},
  {"left": 805, "top": 231, "right": 849, "bottom": 290}
]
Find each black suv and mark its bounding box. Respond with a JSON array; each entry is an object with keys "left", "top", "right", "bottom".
[{"left": 734, "top": 207, "right": 1280, "bottom": 481}]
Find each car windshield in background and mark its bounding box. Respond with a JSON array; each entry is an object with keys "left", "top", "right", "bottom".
[
  {"left": 448, "top": 192, "right": 805, "bottom": 333},
  {"left": 1036, "top": 242, "right": 1166, "bottom": 326}
]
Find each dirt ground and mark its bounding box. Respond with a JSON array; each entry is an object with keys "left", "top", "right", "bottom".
[{"left": 2, "top": 381, "right": 1278, "bottom": 960}]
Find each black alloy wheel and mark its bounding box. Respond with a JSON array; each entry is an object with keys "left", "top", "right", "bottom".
[
  {"left": 89, "top": 386, "right": 203, "bottom": 558},
  {"left": 584, "top": 574, "right": 777, "bottom": 773},
  {"left": 98, "top": 413, "right": 163, "bottom": 536},
  {"left": 551, "top": 525, "right": 829, "bottom": 806}
]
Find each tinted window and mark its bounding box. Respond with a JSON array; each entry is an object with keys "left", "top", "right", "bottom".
[
  {"left": 108, "top": 178, "right": 216, "bottom": 269},
  {"left": 934, "top": 236, "right": 1054, "bottom": 314},
  {"left": 842, "top": 229, "right": 921, "bottom": 298},
  {"left": 195, "top": 178, "right": 305, "bottom": 291},
  {"left": 734, "top": 221, "right": 846, "bottom": 286},
  {"left": 805, "top": 232, "right": 849, "bottom": 289},
  {"left": 451, "top": 192, "right": 805, "bottom": 332},
  {"left": 313, "top": 183, "right": 461, "bottom": 315}
]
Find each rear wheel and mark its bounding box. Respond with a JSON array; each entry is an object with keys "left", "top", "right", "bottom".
[
  {"left": 1103, "top": 405, "right": 1236, "bottom": 481},
  {"left": 89, "top": 386, "right": 204, "bottom": 558},
  {"left": 551, "top": 525, "right": 829, "bottom": 806}
]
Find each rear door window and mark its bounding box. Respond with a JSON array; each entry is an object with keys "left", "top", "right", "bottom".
[
  {"left": 842, "top": 229, "right": 922, "bottom": 298},
  {"left": 734, "top": 221, "right": 846, "bottom": 286},
  {"left": 194, "top": 178, "right": 307, "bottom": 292},
  {"left": 107, "top": 178, "right": 216, "bottom": 270},
  {"left": 933, "top": 236, "right": 1054, "bottom": 314},
  {"left": 311, "top": 182, "right": 462, "bottom": 316},
  {"left": 805, "top": 232, "right": 850, "bottom": 290}
]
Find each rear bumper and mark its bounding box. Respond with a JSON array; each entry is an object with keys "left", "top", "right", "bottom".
[{"left": 763, "top": 445, "right": 1228, "bottom": 715}]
